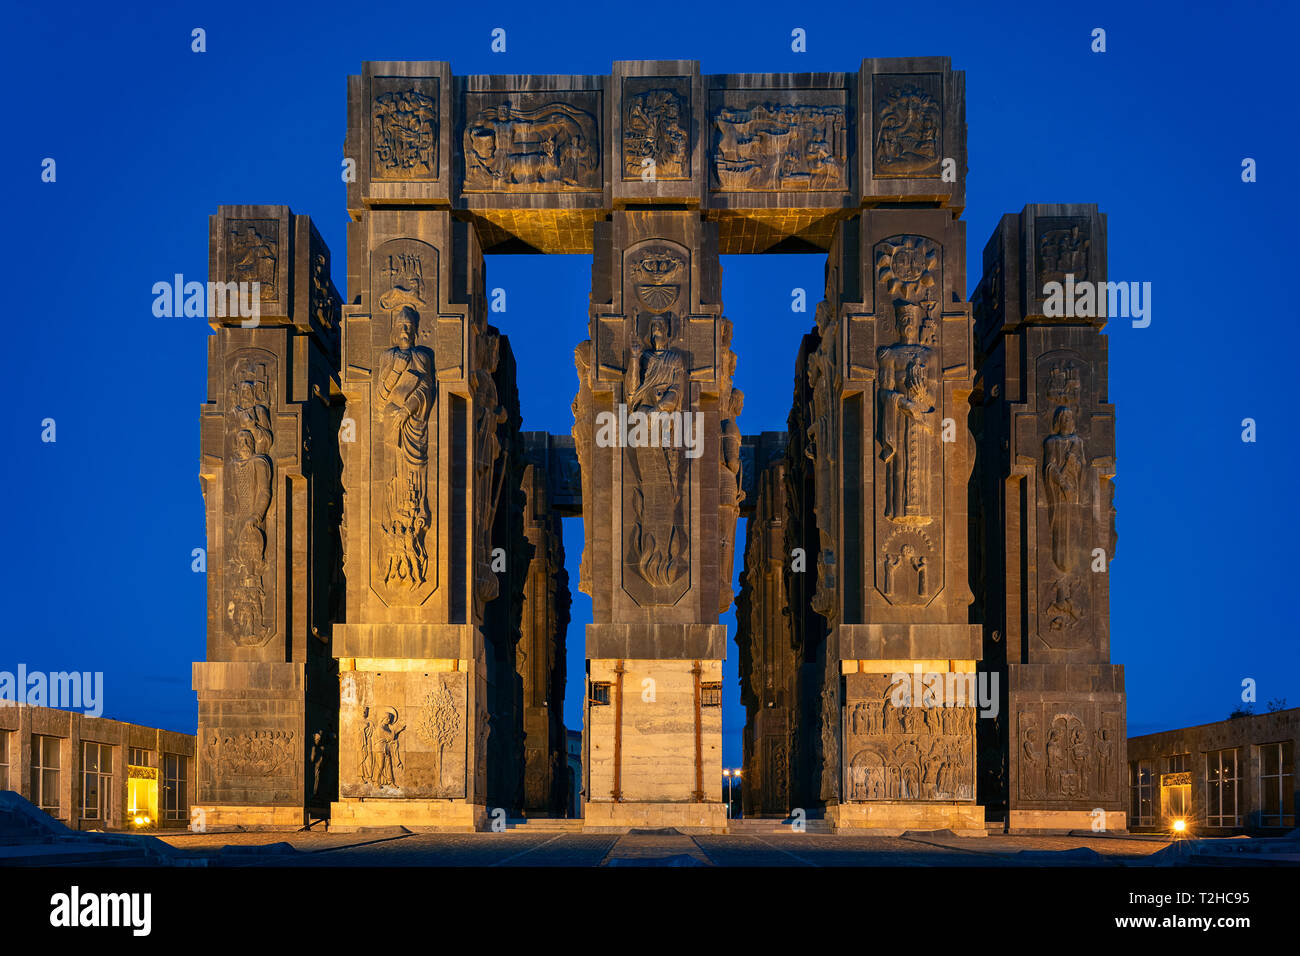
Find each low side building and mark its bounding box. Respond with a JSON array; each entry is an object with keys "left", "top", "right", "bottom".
[
  {"left": 1127, "top": 707, "right": 1298, "bottom": 836},
  {"left": 0, "top": 704, "right": 196, "bottom": 832}
]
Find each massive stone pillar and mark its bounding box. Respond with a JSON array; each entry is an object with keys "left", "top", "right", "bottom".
[
  {"left": 972, "top": 204, "right": 1125, "bottom": 832},
  {"left": 736, "top": 434, "right": 793, "bottom": 817},
  {"left": 517, "top": 433, "right": 571, "bottom": 816},
  {"left": 194, "top": 205, "right": 342, "bottom": 829},
  {"left": 808, "top": 205, "right": 984, "bottom": 833},
  {"left": 574, "top": 210, "right": 737, "bottom": 830},
  {"left": 328, "top": 201, "right": 509, "bottom": 830}
]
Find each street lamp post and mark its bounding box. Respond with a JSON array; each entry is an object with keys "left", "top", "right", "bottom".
[{"left": 723, "top": 769, "right": 732, "bottom": 819}]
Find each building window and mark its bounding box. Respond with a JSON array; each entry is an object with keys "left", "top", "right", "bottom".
[
  {"left": 0, "top": 731, "right": 9, "bottom": 791},
  {"left": 1167, "top": 753, "right": 1189, "bottom": 773},
  {"left": 31, "top": 735, "right": 62, "bottom": 816},
  {"left": 1205, "top": 748, "right": 1240, "bottom": 828},
  {"left": 162, "top": 754, "right": 189, "bottom": 821},
  {"left": 701, "top": 682, "right": 723, "bottom": 707},
  {"left": 81, "top": 741, "right": 114, "bottom": 821},
  {"left": 1129, "top": 760, "right": 1154, "bottom": 826},
  {"left": 129, "top": 747, "right": 154, "bottom": 768},
  {"left": 1259, "top": 741, "right": 1295, "bottom": 828},
  {"left": 589, "top": 682, "right": 611, "bottom": 706}
]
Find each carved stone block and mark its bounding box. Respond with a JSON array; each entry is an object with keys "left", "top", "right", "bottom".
[
  {"left": 339, "top": 670, "right": 468, "bottom": 799},
  {"left": 859, "top": 57, "right": 966, "bottom": 211},
  {"left": 843, "top": 673, "right": 976, "bottom": 802}
]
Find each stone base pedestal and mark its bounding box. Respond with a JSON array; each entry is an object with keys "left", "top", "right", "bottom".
[
  {"left": 192, "top": 805, "right": 307, "bottom": 830},
  {"left": 1009, "top": 809, "right": 1127, "bottom": 834},
  {"left": 583, "top": 801, "right": 729, "bottom": 833},
  {"left": 828, "top": 802, "right": 986, "bottom": 836},
  {"left": 328, "top": 799, "right": 488, "bottom": 832}
]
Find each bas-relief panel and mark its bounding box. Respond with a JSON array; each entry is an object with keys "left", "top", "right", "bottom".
[
  {"left": 1016, "top": 702, "right": 1120, "bottom": 803},
  {"left": 620, "top": 242, "right": 692, "bottom": 607},
  {"left": 709, "top": 90, "right": 848, "bottom": 192},
  {"left": 371, "top": 76, "right": 439, "bottom": 181},
  {"left": 622, "top": 77, "right": 690, "bottom": 181},
  {"left": 462, "top": 92, "right": 602, "bottom": 192},
  {"left": 1034, "top": 350, "right": 1100, "bottom": 650},
  {"left": 369, "top": 239, "right": 441, "bottom": 607},
  {"left": 224, "top": 350, "right": 278, "bottom": 647},
  {"left": 227, "top": 219, "right": 279, "bottom": 303},
  {"left": 844, "top": 675, "right": 975, "bottom": 802},
  {"left": 871, "top": 73, "right": 942, "bottom": 179},
  {"left": 872, "top": 236, "right": 944, "bottom": 606},
  {"left": 1034, "top": 217, "right": 1091, "bottom": 286},
  {"left": 339, "top": 671, "right": 468, "bottom": 799},
  {"left": 201, "top": 728, "right": 297, "bottom": 792}
]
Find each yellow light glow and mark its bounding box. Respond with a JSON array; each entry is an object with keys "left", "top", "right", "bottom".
[{"left": 1172, "top": 819, "right": 1186, "bottom": 833}]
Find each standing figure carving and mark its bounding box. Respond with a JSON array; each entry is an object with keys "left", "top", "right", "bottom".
[
  {"left": 1043, "top": 405, "right": 1086, "bottom": 572},
  {"left": 624, "top": 314, "right": 687, "bottom": 589},
  {"left": 877, "top": 300, "right": 936, "bottom": 523},
  {"left": 376, "top": 305, "right": 436, "bottom": 589},
  {"left": 228, "top": 428, "right": 273, "bottom": 641}
]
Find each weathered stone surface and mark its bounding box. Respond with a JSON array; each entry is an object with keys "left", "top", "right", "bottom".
[
  {"left": 194, "top": 206, "right": 341, "bottom": 825},
  {"left": 194, "top": 60, "right": 1119, "bottom": 838},
  {"left": 971, "top": 204, "right": 1126, "bottom": 827}
]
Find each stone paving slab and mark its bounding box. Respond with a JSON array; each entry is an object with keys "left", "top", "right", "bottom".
[{"left": 138, "top": 830, "right": 1191, "bottom": 867}]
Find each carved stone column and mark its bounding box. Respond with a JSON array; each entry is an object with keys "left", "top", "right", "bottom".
[
  {"left": 329, "top": 204, "right": 508, "bottom": 831},
  {"left": 736, "top": 436, "right": 793, "bottom": 818},
  {"left": 516, "top": 434, "right": 571, "bottom": 816},
  {"left": 812, "top": 207, "right": 984, "bottom": 833},
  {"left": 193, "top": 205, "right": 342, "bottom": 829},
  {"left": 973, "top": 204, "right": 1126, "bottom": 832},
  {"left": 574, "top": 210, "right": 735, "bottom": 830}
]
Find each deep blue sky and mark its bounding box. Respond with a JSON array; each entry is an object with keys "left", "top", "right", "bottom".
[{"left": 2, "top": 1, "right": 1296, "bottom": 769}]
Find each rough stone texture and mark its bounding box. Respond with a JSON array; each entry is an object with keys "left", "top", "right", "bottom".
[
  {"left": 343, "top": 60, "right": 968, "bottom": 255},
  {"left": 573, "top": 209, "right": 737, "bottom": 826},
  {"left": 329, "top": 198, "right": 518, "bottom": 827},
  {"left": 517, "top": 433, "right": 571, "bottom": 815},
  {"left": 971, "top": 204, "right": 1126, "bottom": 829},
  {"left": 193, "top": 205, "right": 341, "bottom": 826},
  {"left": 191, "top": 60, "right": 1125, "bottom": 837},
  {"left": 736, "top": 441, "right": 795, "bottom": 817}
]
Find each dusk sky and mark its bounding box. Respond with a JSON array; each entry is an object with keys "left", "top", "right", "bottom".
[{"left": 2, "top": 0, "right": 1296, "bottom": 769}]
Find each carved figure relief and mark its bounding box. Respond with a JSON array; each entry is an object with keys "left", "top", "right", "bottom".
[
  {"left": 873, "top": 76, "right": 941, "bottom": 177},
  {"left": 472, "top": 318, "right": 508, "bottom": 620},
  {"left": 806, "top": 300, "right": 839, "bottom": 619},
  {"left": 358, "top": 706, "right": 406, "bottom": 789},
  {"left": 1037, "top": 219, "right": 1091, "bottom": 284},
  {"left": 372, "top": 87, "right": 438, "bottom": 178},
  {"left": 225, "top": 356, "right": 276, "bottom": 646},
  {"left": 876, "top": 299, "right": 937, "bottom": 522},
  {"left": 1038, "top": 356, "right": 1093, "bottom": 644},
  {"left": 375, "top": 305, "right": 436, "bottom": 590},
  {"left": 342, "top": 672, "right": 467, "bottom": 799},
  {"left": 228, "top": 221, "right": 278, "bottom": 301},
  {"left": 1017, "top": 704, "right": 1119, "bottom": 802},
  {"left": 623, "top": 86, "right": 688, "bottom": 180},
  {"left": 819, "top": 678, "right": 840, "bottom": 802},
  {"left": 369, "top": 241, "right": 440, "bottom": 605},
  {"left": 572, "top": 340, "right": 594, "bottom": 594},
  {"left": 625, "top": 313, "right": 687, "bottom": 591},
  {"left": 881, "top": 527, "right": 936, "bottom": 606},
  {"left": 204, "top": 729, "right": 295, "bottom": 780},
  {"left": 463, "top": 98, "right": 600, "bottom": 191},
  {"left": 712, "top": 102, "right": 847, "bottom": 191},
  {"left": 845, "top": 675, "right": 975, "bottom": 802},
  {"left": 311, "top": 252, "right": 335, "bottom": 329},
  {"left": 719, "top": 322, "right": 744, "bottom": 613},
  {"left": 621, "top": 246, "right": 691, "bottom": 603}
]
